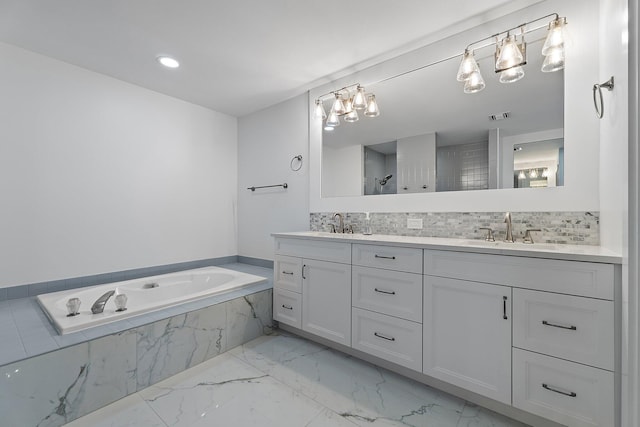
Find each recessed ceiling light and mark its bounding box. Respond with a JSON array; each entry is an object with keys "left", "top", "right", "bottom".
[{"left": 157, "top": 56, "right": 180, "bottom": 69}]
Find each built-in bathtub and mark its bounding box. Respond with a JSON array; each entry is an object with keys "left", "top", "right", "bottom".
[{"left": 37, "top": 266, "right": 267, "bottom": 334}]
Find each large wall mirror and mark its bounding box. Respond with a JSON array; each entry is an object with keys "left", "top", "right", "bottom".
[{"left": 321, "top": 35, "right": 564, "bottom": 198}]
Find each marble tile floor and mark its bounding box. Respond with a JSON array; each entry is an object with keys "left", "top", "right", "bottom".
[{"left": 65, "top": 333, "right": 528, "bottom": 427}]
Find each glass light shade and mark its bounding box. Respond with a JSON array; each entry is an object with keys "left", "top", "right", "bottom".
[
  {"left": 456, "top": 50, "right": 480, "bottom": 81},
  {"left": 499, "top": 66, "right": 525, "bottom": 83},
  {"left": 541, "top": 47, "right": 565, "bottom": 72},
  {"left": 463, "top": 70, "right": 485, "bottom": 93},
  {"left": 352, "top": 86, "right": 367, "bottom": 110},
  {"left": 529, "top": 169, "right": 538, "bottom": 178},
  {"left": 313, "top": 99, "right": 327, "bottom": 120},
  {"left": 332, "top": 94, "right": 346, "bottom": 115},
  {"left": 542, "top": 168, "right": 550, "bottom": 178},
  {"left": 364, "top": 95, "right": 380, "bottom": 117},
  {"left": 542, "top": 18, "right": 566, "bottom": 55},
  {"left": 518, "top": 170, "right": 526, "bottom": 179},
  {"left": 326, "top": 109, "right": 340, "bottom": 127},
  {"left": 496, "top": 35, "right": 524, "bottom": 70},
  {"left": 344, "top": 109, "right": 359, "bottom": 123}
]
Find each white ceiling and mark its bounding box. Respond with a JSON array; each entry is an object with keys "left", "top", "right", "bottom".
[{"left": 0, "top": 0, "right": 541, "bottom": 117}]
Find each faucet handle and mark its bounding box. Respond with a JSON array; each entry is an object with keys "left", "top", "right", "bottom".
[
  {"left": 523, "top": 229, "right": 542, "bottom": 244},
  {"left": 478, "top": 227, "right": 495, "bottom": 242}
]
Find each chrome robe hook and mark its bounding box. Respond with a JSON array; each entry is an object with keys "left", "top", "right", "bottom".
[{"left": 593, "top": 76, "right": 614, "bottom": 119}]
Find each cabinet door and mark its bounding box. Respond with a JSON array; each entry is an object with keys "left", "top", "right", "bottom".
[
  {"left": 423, "top": 276, "right": 512, "bottom": 404},
  {"left": 302, "top": 259, "right": 352, "bottom": 346}
]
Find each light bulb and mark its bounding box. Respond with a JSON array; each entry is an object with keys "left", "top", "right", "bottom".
[
  {"left": 343, "top": 96, "right": 354, "bottom": 114},
  {"left": 499, "top": 66, "right": 525, "bottom": 83},
  {"left": 529, "top": 169, "right": 538, "bottom": 179},
  {"left": 518, "top": 170, "right": 526, "bottom": 180},
  {"left": 313, "top": 99, "right": 327, "bottom": 120},
  {"left": 332, "top": 93, "right": 346, "bottom": 115},
  {"left": 542, "top": 17, "right": 566, "bottom": 56},
  {"left": 344, "top": 109, "right": 359, "bottom": 123},
  {"left": 463, "top": 69, "right": 485, "bottom": 93},
  {"left": 364, "top": 95, "right": 380, "bottom": 117},
  {"left": 456, "top": 50, "right": 480, "bottom": 81},
  {"left": 352, "top": 86, "right": 367, "bottom": 110},
  {"left": 496, "top": 35, "right": 524, "bottom": 70},
  {"left": 541, "top": 47, "right": 565, "bottom": 72},
  {"left": 326, "top": 109, "right": 340, "bottom": 127}
]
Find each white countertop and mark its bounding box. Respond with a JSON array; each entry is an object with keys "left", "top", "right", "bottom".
[{"left": 272, "top": 232, "right": 622, "bottom": 264}]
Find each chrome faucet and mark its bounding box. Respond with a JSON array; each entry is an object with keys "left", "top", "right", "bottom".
[
  {"left": 504, "top": 212, "right": 515, "bottom": 243},
  {"left": 91, "top": 290, "right": 115, "bottom": 314},
  {"left": 333, "top": 212, "right": 345, "bottom": 233}
]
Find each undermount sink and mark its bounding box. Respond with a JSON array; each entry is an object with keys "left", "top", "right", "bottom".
[{"left": 461, "top": 240, "right": 558, "bottom": 251}]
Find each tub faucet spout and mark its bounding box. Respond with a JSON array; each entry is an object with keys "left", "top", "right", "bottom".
[{"left": 91, "top": 290, "right": 115, "bottom": 314}]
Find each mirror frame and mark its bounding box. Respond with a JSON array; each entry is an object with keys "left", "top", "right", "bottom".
[{"left": 309, "top": 0, "right": 600, "bottom": 214}]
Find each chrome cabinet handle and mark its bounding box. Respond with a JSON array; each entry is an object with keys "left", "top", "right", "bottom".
[
  {"left": 503, "top": 296, "right": 508, "bottom": 320},
  {"left": 542, "top": 320, "right": 577, "bottom": 331},
  {"left": 374, "top": 254, "right": 396, "bottom": 260},
  {"left": 282, "top": 271, "right": 294, "bottom": 275},
  {"left": 374, "top": 332, "right": 396, "bottom": 341},
  {"left": 374, "top": 288, "right": 396, "bottom": 295},
  {"left": 542, "top": 383, "right": 577, "bottom": 397},
  {"left": 281, "top": 304, "right": 293, "bottom": 310},
  {"left": 302, "top": 264, "right": 306, "bottom": 280}
]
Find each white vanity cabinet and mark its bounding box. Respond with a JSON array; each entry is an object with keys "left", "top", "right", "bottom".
[
  {"left": 274, "top": 238, "right": 352, "bottom": 346},
  {"left": 424, "top": 249, "right": 617, "bottom": 427},
  {"left": 423, "top": 276, "right": 512, "bottom": 404},
  {"left": 351, "top": 244, "right": 423, "bottom": 371},
  {"left": 273, "top": 233, "right": 620, "bottom": 427}
]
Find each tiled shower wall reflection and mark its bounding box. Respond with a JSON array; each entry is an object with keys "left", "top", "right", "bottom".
[{"left": 310, "top": 211, "right": 599, "bottom": 245}]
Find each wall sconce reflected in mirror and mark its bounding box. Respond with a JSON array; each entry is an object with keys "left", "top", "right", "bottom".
[{"left": 314, "top": 83, "right": 380, "bottom": 131}]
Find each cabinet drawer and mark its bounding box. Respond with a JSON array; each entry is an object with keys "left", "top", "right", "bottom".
[
  {"left": 273, "top": 288, "right": 302, "bottom": 329},
  {"left": 353, "top": 244, "right": 422, "bottom": 273},
  {"left": 352, "top": 307, "right": 422, "bottom": 371},
  {"left": 352, "top": 266, "right": 422, "bottom": 322},
  {"left": 513, "top": 348, "right": 614, "bottom": 427},
  {"left": 274, "top": 255, "right": 303, "bottom": 292},
  {"left": 424, "top": 250, "right": 614, "bottom": 299},
  {"left": 275, "top": 238, "right": 351, "bottom": 264},
  {"left": 513, "top": 289, "right": 614, "bottom": 370}
]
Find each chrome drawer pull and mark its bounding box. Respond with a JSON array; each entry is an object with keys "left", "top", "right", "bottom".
[
  {"left": 281, "top": 304, "right": 293, "bottom": 310},
  {"left": 282, "top": 271, "right": 294, "bottom": 275},
  {"left": 542, "top": 383, "right": 577, "bottom": 397},
  {"left": 542, "top": 320, "right": 577, "bottom": 331},
  {"left": 374, "top": 288, "right": 396, "bottom": 295},
  {"left": 374, "top": 254, "right": 396, "bottom": 260},
  {"left": 374, "top": 332, "right": 396, "bottom": 341}
]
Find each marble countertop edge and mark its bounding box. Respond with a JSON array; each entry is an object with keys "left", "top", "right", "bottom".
[{"left": 271, "top": 232, "right": 622, "bottom": 264}]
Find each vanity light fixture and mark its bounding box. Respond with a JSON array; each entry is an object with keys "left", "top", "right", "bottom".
[
  {"left": 456, "top": 13, "right": 566, "bottom": 93},
  {"left": 314, "top": 84, "right": 380, "bottom": 130},
  {"left": 529, "top": 169, "right": 539, "bottom": 179},
  {"left": 518, "top": 170, "right": 526, "bottom": 179},
  {"left": 156, "top": 55, "right": 180, "bottom": 68}
]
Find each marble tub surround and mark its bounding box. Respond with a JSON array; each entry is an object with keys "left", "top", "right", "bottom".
[
  {"left": 0, "top": 286, "right": 273, "bottom": 427},
  {"left": 66, "top": 333, "right": 527, "bottom": 427},
  {"left": 310, "top": 211, "right": 600, "bottom": 245},
  {"left": 0, "top": 262, "right": 272, "bottom": 367}
]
